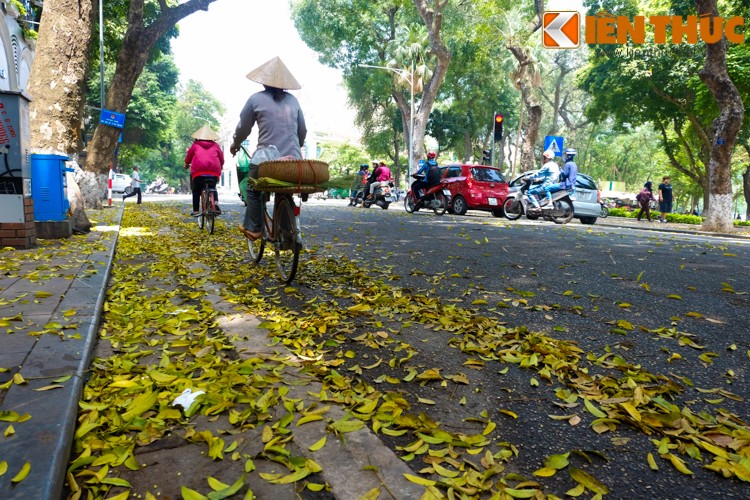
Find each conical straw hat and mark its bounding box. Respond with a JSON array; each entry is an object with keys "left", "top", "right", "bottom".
[
  {"left": 245, "top": 56, "right": 301, "bottom": 90},
  {"left": 191, "top": 124, "right": 220, "bottom": 141}
]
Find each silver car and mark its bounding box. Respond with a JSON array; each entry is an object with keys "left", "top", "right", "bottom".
[
  {"left": 111, "top": 173, "right": 133, "bottom": 194},
  {"left": 508, "top": 171, "right": 601, "bottom": 224}
]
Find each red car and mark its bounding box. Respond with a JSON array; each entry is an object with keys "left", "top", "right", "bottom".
[{"left": 441, "top": 164, "right": 509, "bottom": 216}]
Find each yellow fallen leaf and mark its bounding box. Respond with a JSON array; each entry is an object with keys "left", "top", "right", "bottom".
[
  {"left": 309, "top": 436, "right": 326, "bottom": 451},
  {"left": 647, "top": 452, "right": 659, "bottom": 470},
  {"left": 403, "top": 473, "right": 436, "bottom": 486},
  {"left": 532, "top": 467, "right": 557, "bottom": 477},
  {"left": 0, "top": 460, "right": 6, "bottom": 476},
  {"left": 569, "top": 467, "right": 609, "bottom": 494},
  {"left": 11, "top": 461, "right": 30, "bottom": 483},
  {"left": 33, "top": 384, "right": 65, "bottom": 391},
  {"left": 664, "top": 453, "right": 693, "bottom": 475},
  {"left": 181, "top": 486, "right": 208, "bottom": 500}
]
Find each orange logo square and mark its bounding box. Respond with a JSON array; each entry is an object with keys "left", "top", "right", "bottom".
[{"left": 543, "top": 11, "right": 580, "bottom": 49}]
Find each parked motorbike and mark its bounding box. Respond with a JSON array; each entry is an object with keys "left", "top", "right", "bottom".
[
  {"left": 145, "top": 178, "right": 170, "bottom": 194},
  {"left": 404, "top": 180, "right": 452, "bottom": 216},
  {"left": 600, "top": 202, "right": 610, "bottom": 218},
  {"left": 357, "top": 182, "right": 396, "bottom": 210},
  {"left": 502, "top": 178, "right": 575, "bottom": 224}
]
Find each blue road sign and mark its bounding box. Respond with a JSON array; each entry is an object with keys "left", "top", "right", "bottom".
[
  {"left": 543, "top": 136, "right": 564, "bottom": 157},
  {"left": 100, "top": 109, "right": 126, "bottom": 129}
]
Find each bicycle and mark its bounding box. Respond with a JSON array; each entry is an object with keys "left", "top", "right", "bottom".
[
  {"left": 197, "top": 177, "right": 219, "bottom": 234},
  {"left": 240, "top": 147, "right": 304, "bottom": 283},
  {"left": 244, "top": 191, "right": 303, "bottom": 283}
]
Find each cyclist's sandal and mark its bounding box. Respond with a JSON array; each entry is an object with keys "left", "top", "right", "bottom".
[{"left": 238, "top": 225, "right": 261, "bottom": 241}]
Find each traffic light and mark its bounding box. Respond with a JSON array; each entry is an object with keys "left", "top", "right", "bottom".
[
  {"left": 493, "top": 113, "right": 504, "bottom": 142},
  {"left": 482, "top": 149, "right": 491, "bottom": 164}
]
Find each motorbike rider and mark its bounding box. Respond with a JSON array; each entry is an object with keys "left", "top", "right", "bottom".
[
  {"left": 350, "top": 163, "right": 369, "bottom": 205},
  {"left": 367, "top": 161, "right": 392, "bottom": 200},
  {"left": 540, "top": 148, "right": 578, "bottom": 203},
  {"left": 527, "top": 149, "right": 560, "bottom": 209},
  {"left": 412, "top": 151, "right": 439, "bottom": 203}
]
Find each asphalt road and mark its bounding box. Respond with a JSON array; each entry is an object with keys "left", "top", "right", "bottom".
[
  {"left": 295, "top": 199, "right": 749, "bottom": 497},
  {"left": 144, "top": 195, "right": 750, "bottom": 498}
]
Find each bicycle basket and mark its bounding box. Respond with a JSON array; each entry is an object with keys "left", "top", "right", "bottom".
[{"left": 257, "top": 159, "right": 330, "bottom": 186}]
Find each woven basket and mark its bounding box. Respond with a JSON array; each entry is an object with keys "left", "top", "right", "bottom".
[
  {"left": 258, "top": 159, "right": 330, "bottom": 185},
  {"left": 261, "top": 185, "right": 326, "bottom": 194}
]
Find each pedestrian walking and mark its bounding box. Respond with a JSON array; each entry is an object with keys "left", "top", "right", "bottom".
[
  {"left": 122, "top": 165, "right": 142, "bottom": 204},
  {"left": 658, "top": 176, "right": 673, "bottom": 223},
  {"left": 636, "top": 181, "right": 656, "bottom": 222}
]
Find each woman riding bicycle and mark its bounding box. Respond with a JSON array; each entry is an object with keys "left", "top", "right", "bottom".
[
  {"left": 229, "top": 56, "right": 307, "bottom": 241},
  {"left": 184, "top": 124, "right": 224, "bottom": 216}
]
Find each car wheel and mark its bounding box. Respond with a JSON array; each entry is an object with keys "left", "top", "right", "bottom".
[
  {"left": 491, "top": 208, "right": 504, "bottom": 218},
  {"left": 124, "top": 186, "right": 134, "bottom": 195},
  {"left": 452, "top": 195, "right": 468, "bottom": 216},
  {"left": 580, "top": 216, "right": 598, "bottom": 225}
]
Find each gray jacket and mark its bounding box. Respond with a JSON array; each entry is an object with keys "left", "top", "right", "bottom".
[{"left": 232, "top": 90, "right": 307, "bottom": 158}]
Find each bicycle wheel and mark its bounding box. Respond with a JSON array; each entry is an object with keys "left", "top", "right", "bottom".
[
  {"left": 199, "top": 192, "right": 206, "bottom": 229},
  {"left": 273, "top": 196, "right": 300, "bottom": 283},
  {"left": 206, "top": 193, "right": 215, "bottom": 234}
]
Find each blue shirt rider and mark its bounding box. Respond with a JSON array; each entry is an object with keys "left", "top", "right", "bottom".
[
  {"left": 412, "top": 151, "right": 439, "bottom": 201},
  {"left": 527, "top": 149, "right": 560, "bottom": 208},
  {"left": 542, "top": 148, "right": 579, "bottom": 202}
]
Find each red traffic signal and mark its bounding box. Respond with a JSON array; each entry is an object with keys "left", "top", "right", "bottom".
[{"left": 493, "top": 113, "right": 504, "bottom": 142}]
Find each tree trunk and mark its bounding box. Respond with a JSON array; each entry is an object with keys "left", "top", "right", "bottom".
[
  {"left": 696, "top": 0, "right": 744, "bottom": 232},
  {"left": 412, "top": 0, "right": 451, "bottom": 166},
  {"left": 742, "top": 142, "right": 750, "bottom": 220},
  {"left": 82, "top": 0, "right": 218, "bottom": 207},
  {"left": 27, "top": 0, "right": 96, "bottom": 232},
  {"left": 506, "top": 1, "right": 544, "bottom": 172}
]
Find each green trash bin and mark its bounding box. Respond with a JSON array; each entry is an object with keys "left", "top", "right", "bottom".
[{"left": 236, "top": 148, "right": 251, "bottom": 204}]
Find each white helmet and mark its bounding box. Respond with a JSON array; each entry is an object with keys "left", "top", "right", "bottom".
[{"left": 542, "top": 149, "right": 555, "bottom": 160}]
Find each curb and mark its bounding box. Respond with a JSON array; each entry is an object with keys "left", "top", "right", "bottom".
[
  {"left": 594, "top": 218, "right": 750, "bottom": 240},
  {"left": 0, "top": 205, "right": 123, "bottom": 500}
]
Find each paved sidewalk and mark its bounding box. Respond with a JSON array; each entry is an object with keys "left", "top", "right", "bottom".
[
  {"left": 0, "top": 206, "right": 122, "bottom": 499},
  {"left": 0, "top": 207, "right": 747, "bottom": 499}
]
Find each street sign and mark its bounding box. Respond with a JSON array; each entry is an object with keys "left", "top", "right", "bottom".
[
  {"left": 544, "top": 135, "right": 564, "bottom": 157},
  {"left": 99, "top": 109, "right": 126, "bottom": 129}
]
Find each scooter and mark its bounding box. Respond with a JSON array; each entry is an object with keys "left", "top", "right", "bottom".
[
  {"left": 600, "top": 200, "right": 610, "bottom": 218},
  {"left": 404, "top": 180, "right": 452, "bottom": 216},
  {"left": 145, "top": 178, "right": 170, "bottom": 194},
  {"left": 360, "top": 182, "right": 396, "bottom": 210},
  {"left": 502, "top": 178, "right": 575, "bottom": 224}
]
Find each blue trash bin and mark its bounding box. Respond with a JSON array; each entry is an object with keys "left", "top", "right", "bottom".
[{"left": 31, "top": 154, "right": 70, "bottom": 222}]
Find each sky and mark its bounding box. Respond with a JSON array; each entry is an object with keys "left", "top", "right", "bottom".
[{"left": 171, "top": 0, "right": 358, "bottom": 141}]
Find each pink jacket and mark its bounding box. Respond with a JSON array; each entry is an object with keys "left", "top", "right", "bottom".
[
  {"left": 376, "top": 166, "right": 391, "bottom": 182},
  {"left": 185, "top": 140, "right": 224, "bottom": 179}
]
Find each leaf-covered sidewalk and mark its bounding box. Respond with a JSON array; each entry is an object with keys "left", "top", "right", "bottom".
[{"left": 68, "top": 203, "right": 750, "bottom": 499}]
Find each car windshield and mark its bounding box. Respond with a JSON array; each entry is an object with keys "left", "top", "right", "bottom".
[{"left": 471, "top": 168, "right": 505, "bottom": 182}]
